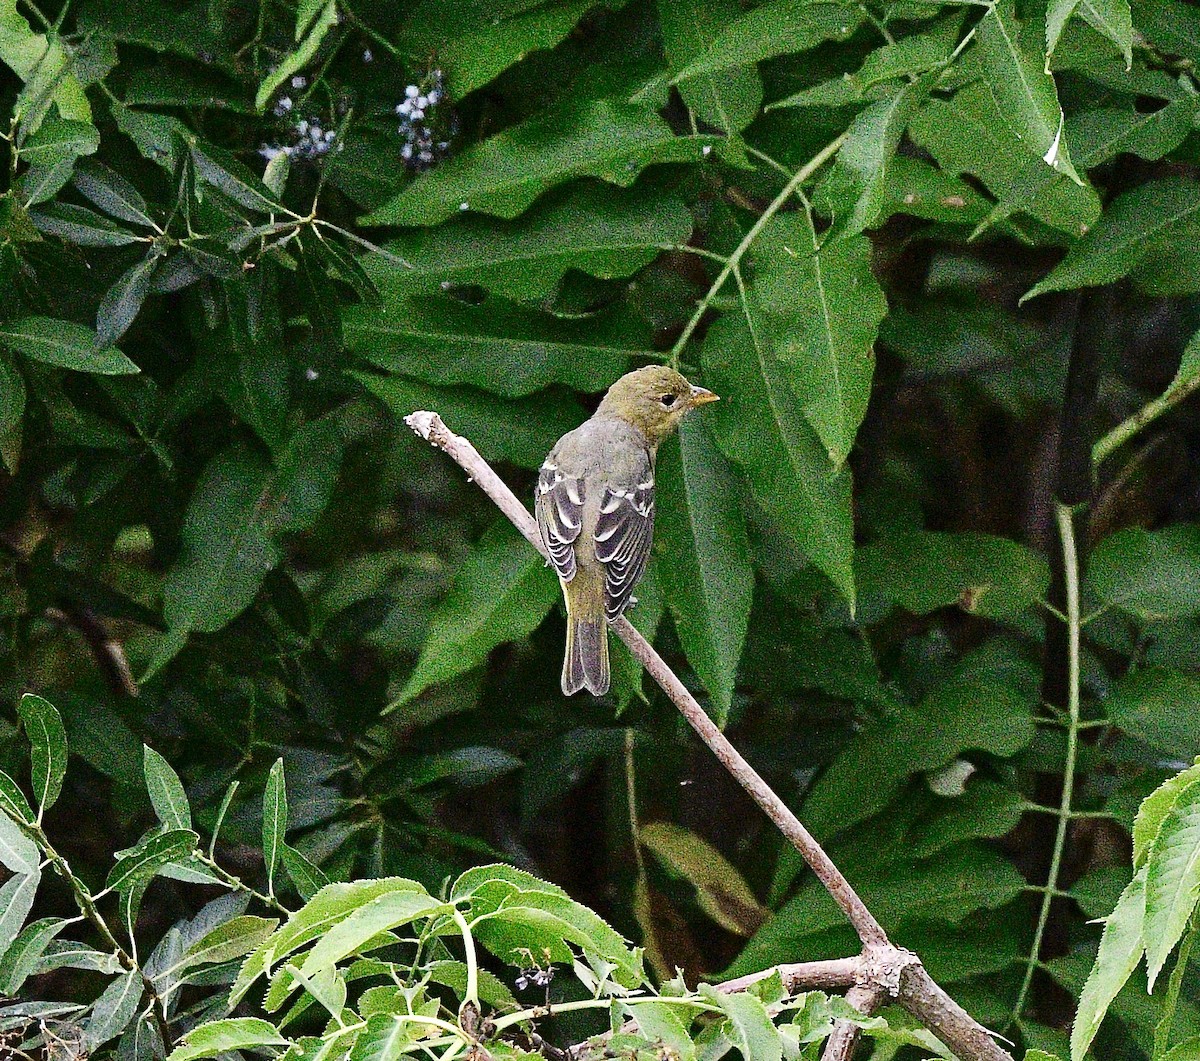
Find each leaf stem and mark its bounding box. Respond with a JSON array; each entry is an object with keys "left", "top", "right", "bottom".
[
  {"left": 667, "top": 131, "right": 848, "bottom": 368},
  {"left": 193, "top": 850, "right": 291, "bottom": 915},
  {"left": 1010, "top": 500, "right": 1082, "bottom": 1027},
  {"left": 1093, "top": 372, "right": 1200, "bottom": 467},
  {"left": 452, "top": 908, "right": 479, "bottom": 1010}
]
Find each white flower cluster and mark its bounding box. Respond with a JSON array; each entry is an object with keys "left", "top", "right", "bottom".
[
  {"left": 261, "top": 83, "right": 343, "bottom": 163},
  {"left": 395, "top": 70, "right": 450, "bottom": 170}
]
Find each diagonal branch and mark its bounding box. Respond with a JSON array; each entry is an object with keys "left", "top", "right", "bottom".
[{"left": 404, "top": 410, "right": 1014, "bottom": 1061}]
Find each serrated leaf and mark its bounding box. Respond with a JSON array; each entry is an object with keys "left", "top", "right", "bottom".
[
  {"left": 143, "top": 745, "right": 191, "bottom": 831},
  {"left": 639, "top": 822, "right": 766, "bottom": 936},
  {"left": 656, "top": 419, "right": 752, "bottom": 723},
  {"left": 167, "top": 1017, "right": 290, "bottom": 1061},
  {"left": 346, "top": 294, "right": 644, "bottom": 398},
  {"left": 263, "top": 758, "right": 287, "bottom": 896},
  {"left": 1070, "top": 869, "right": 1146, "bottom": 1061},
  {"left": 0, "top": 870, "right": 39, "bottom": 966},
  {"left": 701, "top": 313, "right": 854, "bottom": 606},
  {"left": 670, "top": 0, "right": 864, "bottom": 80},
  {"left": 750, "top": 214, "right": 886, "bottom": 462},
  {"left": 254, "top": 0, "right": 337, "bottom": 111},
  {"left": 362, "top": 99, "right": 715, "bottom": 226},
  {"left": 1144, "top": 778, "right": 1200, "bottom": 988},
  {"left": 184, "top": 915, "right": 278, "bottom": 968},
  {"left": 0, "top": 317, "right": 139, "bottom": 375},
  {"left": 1090, "top": 524, "right": 1200, "bottom": 620},
  {"left": 389, "top": 519, "right": 560, "bottom": 707},
  {"left": 627, "top": 1001, "right": 697, "bottom": 1061},
  {"left": 699, "top": 984, "right": 782, "bottom": 1061},
  {"left": 1134, "top": 765, "right": 1200, "bottom": 869},
  {"left": 18, "top": 693, "right": 67, "bottom": 813},
  {"left": 107, "top": 829, "right": 197, "bottom": 892},
  {"left": 368, "top": 184, "right": 692, "bottom": 303},
  {"left": 1025, "top": 179, "right": 1200, "bottom": 300},
  {"left": 979, "top": 0, "right": 1081, "bottom": 182}
]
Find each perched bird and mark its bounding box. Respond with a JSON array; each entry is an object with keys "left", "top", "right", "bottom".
[{"left": 536, "top": 366, "right": 719, "bottom": 696}]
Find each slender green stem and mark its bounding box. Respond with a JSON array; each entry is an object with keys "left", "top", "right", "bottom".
[
  {"left": 1093, "top": 373, "right": 1200, "bottom": 467},
  {"left": 452, "top": 908, "right": 478, "bottom": 1010},
  {"left": 193, "top": 850, "right": 291, "bottom": 915},
  {"left": 1154, "top": 912, "right": 1198, "bottom": 1059},
  {"left": 489, "top": 995, "right": 717, "bottom": 1034},
  {"left": 1021, "top": 803, "right": 1112, "bottom": 819},
  {"left": 667, "top": 131, "right": 848, "bottom": 368},
  {"left": 1010, "top": 501, "right": 1082, "bottom": 1028}
]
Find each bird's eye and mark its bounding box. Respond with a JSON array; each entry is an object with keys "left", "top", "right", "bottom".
[{"left": 660, "top": 394, "right": 677, "bottom": 407}]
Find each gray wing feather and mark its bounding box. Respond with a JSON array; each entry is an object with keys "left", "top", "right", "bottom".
[
  {"left": 594, "top": 477, "right": 654, "bottom": 621},
  {"left": 536, "top": 460, "right": 582, "bottom": 582}
]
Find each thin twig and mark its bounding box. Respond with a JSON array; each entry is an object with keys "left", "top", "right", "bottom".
[
  {"left": 405, "top": 411, "right": 1016, "bottom": 1061},
  {"left": 1093, "top": 371, "right": 1200, "bottom": 467}
]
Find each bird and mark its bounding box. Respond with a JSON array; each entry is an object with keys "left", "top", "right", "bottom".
[{"left": 535, "top": 365, "right": 719, "bottom": 696}]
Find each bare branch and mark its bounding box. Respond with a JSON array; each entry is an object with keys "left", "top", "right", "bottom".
[{"left": 404, "top": 411, "right": 1015, "bottom": 1061}]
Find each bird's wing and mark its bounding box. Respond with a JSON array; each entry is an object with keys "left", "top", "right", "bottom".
[
  {"left": 594, "top": 469, "right": 654, "bottom": 622},
  {"left": 536, "top": 458, "right": 583, "bottom": 583}
]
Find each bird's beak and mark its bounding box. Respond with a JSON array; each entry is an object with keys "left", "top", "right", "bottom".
[{"left": 689, "top": 385, "right": 719, "bottom": 406}]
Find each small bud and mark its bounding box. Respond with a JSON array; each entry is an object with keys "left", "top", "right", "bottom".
[
  {"left": 291, "top": 75, "right": 307, "bottom": 89},
  {"left": 405, "top": 84, "right": 420, "bottom": 98},
  {"left": 362, "top": 48, "right": 373, "bottom": 62}
]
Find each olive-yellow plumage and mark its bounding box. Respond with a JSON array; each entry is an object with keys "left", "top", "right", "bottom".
[{"left": 535, "top": 366, "right": 719, "bottom": 696}]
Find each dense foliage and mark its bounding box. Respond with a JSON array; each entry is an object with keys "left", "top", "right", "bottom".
[{"left": 3, "top": 0, "right": 1200, "bottom": 1058}]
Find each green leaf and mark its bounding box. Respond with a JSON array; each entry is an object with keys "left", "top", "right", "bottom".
[
  {"left": 181, "top": 915, "right": 279, "bottom": 970},
  {"left": 263, "top": 757, "right": 287, "bottom": 897},
  {"left": 0, "top": 353, "right": 24, "bottom": 473},
  {"left": 1135, "top": 0, "right": 1200, "bottom": 64},
  {"left": 670, "top": 0, "right": 864, "bottom": 80},
  {"left": 659, "top": 0, "right": 763, "bottom": 138},
  {"left": 858, "top": 530, "right": 1050, "bottom": 619},
  {"left": 0, "top": 8, "right": 92, "bottom": 128},
  {"left": 803, "top": 679, "right": 1034, "bottom": 839},
  {"left": 1048, "top": 0, "right": 1132, "bottom": 67},
  {"left": 348, "top": 1012, "right": 422, "bottom": 1061},
  {"left": 362, "top": 99, "right": 715, "bottom": 226},
  {"left": 254, "top": 0, "right": 338, "bottom": 111},
  {"left": 367, "top": 184, "right": 692, "bottom": 303},
  {"left": 909, "top": 780, "right": 1028, "bottom": 859},
  {"left": 150, "top": 419, "right": 344, "bottom": 676},
  {"left": 30, "top": 202, "right": 143, "bottom": 246},
  {"left": 0, "top": 317, "right": 139, "bottom": 375},
  {"left": 281, "top": 843, "right": 330, "bottom": 901},
  {"left": 699, "top": 983, "right": 782, "bottom": 1061},
  {"left": 232, "top": 878, "right": 431, "bottom": 1004},
  {"left": 18, "top": 693, "right": 67, "bottom": 813},
  {"left": 627, "top": 1001, "right": 697, "bottom": 1061},
  {"left": 1144, "top": 777, "right": 1200, "bottom": 988},
  {"left": 1135, "top": 765, "right": 1200, "bottom": 869},
  {"left": 106, "top": 829, "right": 198, "bottom": 892},
  {"left": 1025, "top": 179, "right": 1200, "bottom": 301},
  {"left": 640, "top": 823, "right": 766, "bottom": 936},
  {"left": 1106, "top": 669, "right": 1200, "bottom": 758},
  {"left": 978, "top": 0, "right": 1080, "bottom": 182},
  {"left": 97, "top": 253, "right": 158, "bottom": 347},
  {"left": 0, "top": 917, "right": 70, "bottom": 995},
  {"left": 72, "top": 162, "right": 154, "bottom": 227},
  {"left": 143, "top": 745, "right": 191, "bottom": 831},
  {"left": 19, "top": 116, "right": 99, "bottom": 164},
  {"left": 346, "top": 294, "right": 644, "bottom": 398},
  {"left": 0, "top": 869, "right": 39, "bottom": 966},
  {"left": 167, "top": 1017, "right": 291, "bottom": 1061},
  {"left": 656, "top": 419, "right": 753, "bottom": 724},
  {"left": 84, "top": 967, "right": 142, "bottom": 1051},
  {"left": 1090, "top": 524, "right": 1200, "bottom": 620},
  {"left": 750, "top": 214, "right": 886, "bottom": 463},
  {"left": 0, "top": 810, "right": 38, "bottom": 875},
  {"left": 0, "top": 769, "right": 34, "bottom": 825},
  {"left": 702, "top": 313, "right": 855, "bottom": 606},
  {"left": 388, "top": 519, "right": 560, "bottom": 707}
]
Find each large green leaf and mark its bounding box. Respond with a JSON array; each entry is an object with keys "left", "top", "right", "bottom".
[
  {"left": 656, "top": 418, "right": 753, "bottom": 724},
  {"left": 1090, "top": 524, "right": 1200, "bottom": 620},
  {"left": 168, "top": 1018, "right": 291, "bottom": 1061},
  {"left": 0, "top": 317, "right": 139, "bottom": 375},
  {"left": 1134, "top": 765, "right": 1200, "bottom": 869},
  {"left": 0, "top": 869, "right": 39, "bottom": 966},
  {"left": 750, "top": 214, "right": 886, "bottom": 463},
  {"left": 389, "top": 520, "right": 560, "bottom": 707},
  {"left": 0, "top": 4, "right": 91, "bottom": 126},
  {"left": 253, "top": 0, "right": 336, "bottom": 110},
  {"left": 978, "top": 0, "right": 1080, "bottom": 182},
  {"left": 702, "top": 314, "right": 854, "bottom": 605},
  {"left": 262, "top": 758, "right": 287, "bottom": 897},
  {"left": 363, "top": 99, "right": 714, "bottom": 226},
  {"left": 143, "top": 745, "right": 191, "bottom": 831},
  {"left": 659, "top": 0, "right": 763, "bottom": 137},
  {"left": 149, "top": 418, "right": 344, "bottom": 677},
  {"left": 1144, "top": 778, "right": 1200, "bottom": 988},
  {"left": 1105, "top": 669, "right": 1200, "bottom": 758},
  {"left": 699, "top": 984, "right": 782, "bottom": 1061},
  {"left": 18, "top": 694, "right": 67, "bottom": 813},
  {"left": 366, "top": 184, "right": 692, "bottom": 303},
  {"left": 345, "top": 294, "right": 645, "bottom": 398},
  {"left": 0, "top": 810, "right": 38, "bottom": 875},
  {"left": 803, "top": 679, "right": 1034, "bottom": 839},
  {"left": 1025, "top": 179, "right": 1200, "bottom": 300},
  {"left": 669, "top": 0, "right": 864, "bottom": 79},
  {"left": 1048, "top": 0, "right": 1132, "bottom": 66}
]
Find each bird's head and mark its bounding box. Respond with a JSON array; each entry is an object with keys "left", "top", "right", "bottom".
[{"left": 596, "top": 365, "right": 719, "bottom": 445}]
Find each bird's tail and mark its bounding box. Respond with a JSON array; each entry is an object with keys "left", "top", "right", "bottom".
[{"left": 563, "top": 610, "right": 609, "bottom": 696}]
